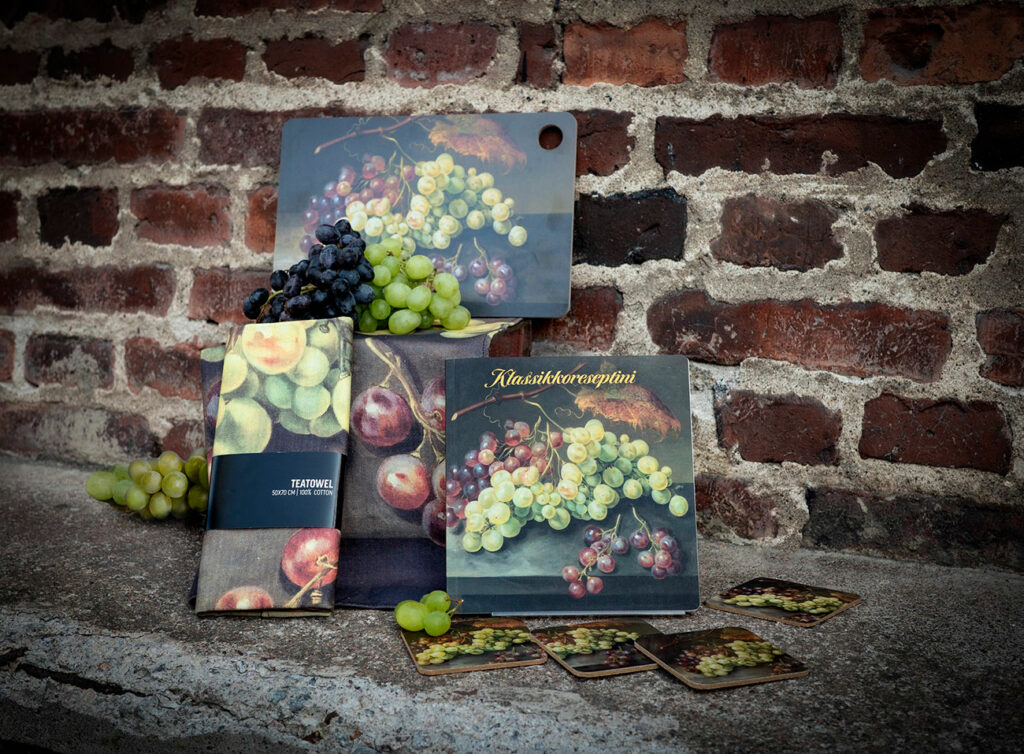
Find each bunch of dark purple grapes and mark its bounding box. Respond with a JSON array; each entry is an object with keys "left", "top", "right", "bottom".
[{"left": 242, "top": 220, "right": 377, "bottom": 322}]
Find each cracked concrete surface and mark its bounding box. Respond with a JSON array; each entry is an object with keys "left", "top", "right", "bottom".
[{"left": 0, "top": 456, "right": 1021, "bottom": 752}]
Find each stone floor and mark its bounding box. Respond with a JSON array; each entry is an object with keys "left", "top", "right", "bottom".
[{"left": 1, "top": 456, "right": 1021, "bottom": 753}]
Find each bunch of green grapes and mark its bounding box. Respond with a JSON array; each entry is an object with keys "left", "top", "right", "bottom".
[
  {"left": 539, "top": 627, "right": 641, "bottom": 658},
  {"left": 394, "top": 589, "right": 459, "bottom": 636},
  {"left": 693, "top": 640, "right": 784, "bottom": 677},
  {"left": 85, "top": 449, "right": 210, "bottom": 520},
  {"left": 725, "top": 592, "right": 844, "bottom": 615},
  {"left": 410, "top": 627, "right": 533, "bottom": 666},
  {"left": 357, "top": 235, "right": 471, "bottom": 334}
]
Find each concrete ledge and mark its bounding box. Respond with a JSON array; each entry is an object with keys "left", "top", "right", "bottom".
[{"left": 0, "top": 456, "right": 1021, "bottom": 752}]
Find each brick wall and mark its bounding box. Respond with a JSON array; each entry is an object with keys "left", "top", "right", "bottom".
[{"left": 1, "top": 0, "right": 1021, "bottom": 569}]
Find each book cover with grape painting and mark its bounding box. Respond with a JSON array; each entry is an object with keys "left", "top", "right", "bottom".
[
  {"left": 704, "top": 577, "right": 861, "bottom": 627},
  {"left": 400, "top": 616, "right": 546, "bottom": 675},
  {"left": 532, "top": 619, "right": 660, "bottom": 678},
  {"left": 274, "top": 113, "right": 576, "bottom": 319},
  {"left": 634, "top": 627, "right": 809, "bottom": 690},
  {"left": 445, "top": 355, "right": 698, "bottom": 616}
]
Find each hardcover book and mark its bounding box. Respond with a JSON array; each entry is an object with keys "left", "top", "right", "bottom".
[
  {"left": 444, "top": 355, "right": 698, "bottom": 615},
  {"left": 195, "top": 317, "right": 353, "bottom": 616}
]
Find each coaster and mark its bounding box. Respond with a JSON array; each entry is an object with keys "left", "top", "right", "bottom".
[
  {"left": 531, "top": 619, "right": 660, "bottom": 678},
  {"left": 635, "top": 627, "right": 808, "bottom": 690},
  {"left": 400, "top": 616, "right": 547, "bottom": 675},
  {"left": 704, "top": 577, "right": 861, "bottom": 627}
]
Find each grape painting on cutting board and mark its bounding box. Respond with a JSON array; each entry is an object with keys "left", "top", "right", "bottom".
[{"left": 445, "top": 355, "right": 699, "bottom": 615}]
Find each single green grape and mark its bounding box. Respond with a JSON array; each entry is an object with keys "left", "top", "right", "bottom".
[
  {"left": 423, "top": 611, "right": 451, "bottom": 637},
  {"left": 369, "top": 298, "right": 392, "bottom": 321},
  {"left": 420, "top": 590, "right": 450, "bottom": 612},
  {"left": 372, "top": 265, "right": 392, "bottom": 287},
  {"left": 139, "top": 469, "right": 163, "bottom": 495},
  {"left": 406, "top": 285, "right": 432, "bottom": 312},
  {"left": 292, "top": 385, "right": 331, "bottom": 420},
  {"left": 170, "top": 496, "right": 189, "bottom": 519},
  {"left": 508, "top": 225, "right": 527, "bottom": 246},
  {"left": 184, "top": 455, "right": 207, "bottom": 486},
  {"left": 85, "top": 470, "right": 116, "bottom": 501},
  {"left": 441, "top": 305, "right": 471, "bottom": 331},
  {"left": 388, "top": 308, "right": 421, "bottom": 335},
  {"left": 125, "top": 484, "right": 148, "bottom": 511},
  {"left": 155, "top": 451, "right": 183, "bottom": 475},
  {"left": 462, "top": 531, "right": 482, "bottom": 553},
  {"left": 161, "top": 471, "right": 188, "bottom": 499},
  {"left": 428, "top": 295, "right": 453, "bottom": 320},
  {"left": 129, "top": 459, "right": 152, "bottom": 483},
  {"left": 395, "top": 599, "right": 428, "bottom": 631},
  {"left": 433, "top": 272, "right": 459, "bottom": 299},
  {"left": 381, "top": 236, "right": 403, "bottom": 256},
  {"left": 357, "top": 309, "right": 379, "bottom": 333},
  {"left": 187, "top": 485, "right": 209, "bottom": 513},
  {"left": 263, "top": 374, "right": 294, "bottom": 410},
  {"left": 481, "top": 529, "right": 504, "bottom": 552},
  {"left": 622, "top": 478, "right": 643, "bottom": 499},
  {"left": 364, "top": 242, "right": 387, "bottom": 265},
  {"left": 669, "top": 495, "right": 690, "bottom": 517},
  {"left": 384, "top": 282, "right": 411, "bottom": 308},
  {"left": 111, "top": 463, "right": 131, "bottom": 481},
  {"left": 148, "top": 491, "right": 172, "bottom": 518},
  {"left": 288, "top": 348, "right": 330, "bottom": 387},
  {"left": 111, "top": 478, "right": 134, "bottom": 506},
  {"left": 406, "top": 255, "right": 434, "bottom": 280}
]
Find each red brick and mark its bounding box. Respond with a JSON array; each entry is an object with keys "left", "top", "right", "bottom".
[
  {"left": 709, "top": 14, "right": 842, "bottom": 88},
  {"left": 971, "top": 103, "right": 1024, "bottom": 171},
  {"left": 0, "top": 109, "right": 184, "bottom": 167},
  {"left": 198, "top": 107, "right": 354, "bottom": 167},
  {"left": 648, "top": 291, "right": 951, "bottom": 382},
  {"left": 517, "top": 23, "right": 558, "bottom": 88},
  {"left": 0, "top": 48, "right": 39, "bottom": 85},
  {"left": 563, "top": 19, "right": 687, "bottom": 86},
  {"left": 875, "top": 206, "right": 1005, "bottom": 275},
  {"left": 977, "top": 309, "right": 1024, "bottom": 387},
  {"left": 711, "top": 195, "right": 842, "bottom": 270},
  {"left": 804, "top": 487, "right": 1024, "bottom": 570},
  {"left": 0, "top": 191, "right": 17, "bottom": 242},
  {"left": 859, "top": 394, "right": 1011, "bottom": 474},
  {"left": 385, "top": 22, "right": 499, "bottom": 87},
  {"left": 196, "top": 0, "right": 381, "bottom": 15},
  {"left": 0, "top": 330, "right": 14, "bottom": 381},
  {"left": 263, "top": 35, "right": 365, "bottom": 84},
  {"left": 0, "top": 265, "right": 175, "bottom": 315},
  {"left": 151, "top": 36, "right": 246, "bottom": 89},
  {"left": 574, "top": 189, "right": 686, "bottom": 266},
  {"left": 246, "top": 186, "right": 277, "bottom": 254},
  {"left": 47, "top": 41, "right": 134, "bottom": 82},
  {"left": 0, "top": 403, "right": 158, "bottom": 463},
  {"left": 655, "top": 114, "right": 946, "bottom": 178},
  {"left": 24, "top": 333, "right": 114, "bottom": 389},
  {"left": 189, "top": 268, "right": 268, "bottom": 324},
  {"left": 2, "top": 1, "right": 162, "bottom": 24},
  {"left": 532, "top": 287, "right": 622, "bottom": 351},
  {"left": 126, "top": 337, "right": 203, "bottom": 400},
  {"left": 38, "top": 187, "right": 119, "bottom": 248},
  {"left": 716, "top": 390, "right": 841, "bottom": 465},
  {"left": 573, "top": 110, "right": 634, "bottom": 177},
  {"left": 696, "top": 474, "right": 780, "bottom": 540},
  {"left": 131, "top": 185, "right": 231, "bottom": 247},
  {"left": 861, "top": 4, "right": 1024, "bottom": 85},
  {"left": 162, "top": 419, "right": 205, "bottom": 458}
]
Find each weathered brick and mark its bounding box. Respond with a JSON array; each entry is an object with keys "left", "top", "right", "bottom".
[
  {"left": 971, "top": 103, "right": 1024, "bottom": 171},
  {"left": 532, "top": 287, "right": 622, "bottom": 351},
  {"left": 861, "top": 4, "right": 1024, "bottom": 85},
  {"left": 711, "top": 195, "right": 842, "bottom": 270},
  {"left": 0, "top": 330, "right": 14, "bottom": 381},
  {"left": 189, "top": 268, "right": 268, "bottom": 324},
  {"left": 709, "top": 14, "right": 842, "bottom": 88},
  {"left": 859, "top": 393, "right": 1011, "bottom": 474},
  {"left": 151, "top": 36, "right": 246, "bottom": 89},
  {"left": 245, "top": 186, "right": 277, "bottom": 254},
  {"left": 0, "top": 265, "right": 175, "bottom": 315},
  {"left": 162, "top": 419, "right": 205, "bottom": 458},
  {"left": 385, "top": 22, "right": 498, "bottom": 87},
  {"left": 24, "top": 333, "right": 114, "bottom": 389},
  {"left": 573, "top": 110, "right": 634, "bottom": 177},
  {"left": 696, "top": 474, "right": 780, "bottom": 540},
  {"left": 38, "top": 187, "right": 119, "bottom": 248},
  {"left": 263, "top": 36, "right": 365, "bottom": 84},
  {"left": 196, "top": 0, "right": 381, "bottom": 15},
  {"left": 0, "top": 48, "right": 39, "bottom": 85},
  {"left": 875, "top": 206, "right": 1005, "bottom": 275},
  {"left": 1, "top": 0, "right": 162, "bottom": 25},
  {"left": 0, "top": 403, "right": 158, "bottom": 463},
  {"left": 716, "top": 390, "right": 841, "bottom": 465},
  {"left": 656, "top": 114, "right": 946, "bottom": 178},
  {"left": 574, "top": 189, "right": 686, "bottom": 266},
  {"left": 198, "top": 107, "right": 353, "bottom": 167},
  {"left": 563, "top": 19, "right": 687, "bottom": 86},
  {"left": 804, "top": 487, "right": 1024, "bottom": 570},
  {"left": 0, "top": 191, "right": 17, "bottom": 242},
  {"left": 0, "top": 109, "right": 184, "bottom": 167},
  {"left": 648, "top": 291, "right": 951, "bottom": 382},
  {"left": 131, "top": 185, "right": 231, "bottom": 247},
  {"left": 977, "top": 309, "right": 1024, "bottom": 387},
  {"left": 47, "top": 41, "right": 134, "bottom": 81},
  {"left": 517, "top": 23, "right": 558, "bottom": 88},
  {"left": 125, "top": 337, "right": 202, "bottom": 400}
]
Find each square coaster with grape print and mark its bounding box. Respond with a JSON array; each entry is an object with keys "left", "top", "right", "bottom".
[
  {"left": 399, "top": 616, "right": 547, "bottom": 676},
  {"left": 531, "top": 619, "right": 660, "bottom": 678},
  {"left": 635, "top": 627, "right": 809, "bottom": 691},
  {"left": 704, "top": 577, "right": 861, "bottom": 628}
]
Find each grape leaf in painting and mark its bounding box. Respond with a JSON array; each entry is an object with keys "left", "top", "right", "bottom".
[
  {"left": 429, "top": 117, "right": 527, "bottom": 170},
  {"left": 575, "top": 383, "right": 681, "bottom": 440}
]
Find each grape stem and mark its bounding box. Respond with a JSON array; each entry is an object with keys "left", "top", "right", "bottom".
[
  {"left": 450, "top": 363, "right": 585, "bottom": 422},
  {"left": 365, "top": 339, "right": 444, "bottom": 456},
  {"left": 314, "top": 116, "right": 416, "bottom": 155},
  {"left": 282, "top": 554, "right": 337, "bottom": 608}
]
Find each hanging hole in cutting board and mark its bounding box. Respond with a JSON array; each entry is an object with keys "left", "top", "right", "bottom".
[{"left": 538, "top": 125, "right": 563, "bottom": 150}]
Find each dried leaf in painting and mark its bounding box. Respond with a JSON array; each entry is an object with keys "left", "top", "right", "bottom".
[
  {"left": 575, "top": 383, "right": 681, "bottom": 440},
  {"left": 429, "top": 117, "right": 527, "bottom": 170}
]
